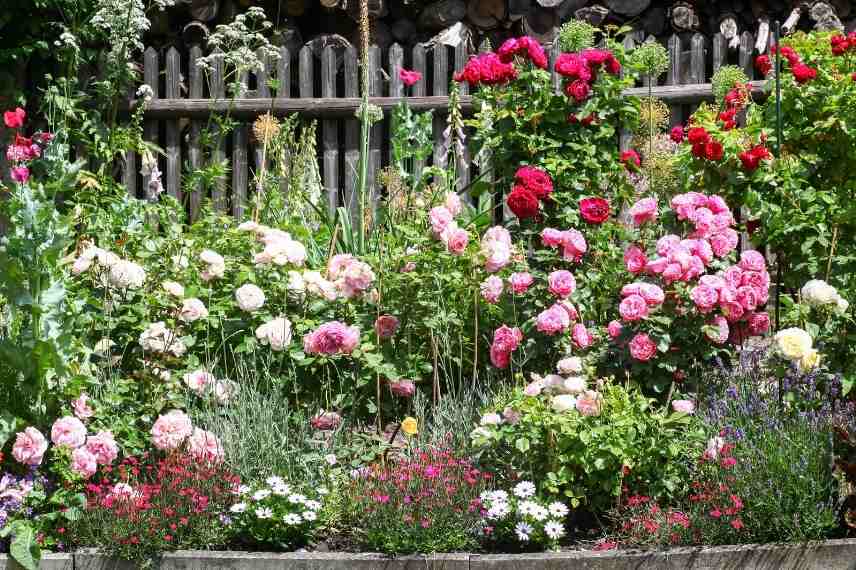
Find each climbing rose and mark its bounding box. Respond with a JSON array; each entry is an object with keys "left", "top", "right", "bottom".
[
  {"left": 628, "top": 198, "right": 657, "bottom": 226},
  {"left": 607, "top": 320, "right": 623, "bottom": 339},
  {"left": 509, "top": 272, "right": 534, "bottom": 294},
  {"left": 579, "top": 197, "right": 609, "bottom": 224},
  {"left": 629, "top": 333, "right": 657, "bottom": 361},
  {"left": 624, "top": 245, "right": 647, "bottom": 274},
  {"left": 507, "top": 185, "right": 540, "bottom": 220},
  {"left": 755, "top": 55, "right": 772, "bottom": 75},
  {"left": 572, "top": 323, "right": 594, "bottom": 349},
  {"left": 547, "top": 270, "right": 576, "bottom": 299},
  {"left": 399, "top": 69, "right": 422, "bottom": 87},
  {"left": 303, "top": 322, "right": 360, "bottom": 355},
  {"left": 514, "top": 165, "right": 553, "bottom": 200},
  {"left": 490, "top": 325, "right": 523, "bottom": 369},
  {"left": 619, "top": 294, "right": 649, "bottom": 322},
  {"left": 497, "top": 36, "right": 548, "bottom": 69}
]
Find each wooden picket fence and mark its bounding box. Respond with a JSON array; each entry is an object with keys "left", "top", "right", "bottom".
[{"left": 123, "top": 29, "right": 772, "bottom": 221}]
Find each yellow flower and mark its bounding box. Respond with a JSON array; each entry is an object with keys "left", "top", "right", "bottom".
[
  {"left": 774, "top": 327, "right": 813, "bottom": 361},
  {"left": 799, "top": 349, "right": 821, "bottom": 372},
  {"left": 401, "top": 417, "right": 418, "bottom": 436}
]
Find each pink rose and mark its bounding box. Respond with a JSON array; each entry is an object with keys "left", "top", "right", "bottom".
[
  {"left": 656, "top": 235, "right": 681, "bottom": 257},
  {"left": 389, "top": 380, "right": 416, "bottom": 397},
  {"left": 481, "top": 227, "right": 512, "bottom": 273},
  {"left": 445, "top": 191, "right": 463, "bottom": 216},
  {"left": 607, "top": 320, "right": 623, "bottom": 339},
  {"left": 619, "top": 294, "right": 649, "bottom": 322},
  {"left": 480, "top": 275, "right": 504, "bottom": 304},
  {"left": 662, "top": 263, "right": 683, "bottom": 283},
  {"left": 629, "top": 197, "right": 658, "bottom": 226},
  {"left": 85, "top": 431, "right": 119, "bottom": 465},
  {"left": 548, "top": 270, "right": 576, "bottom": 298},
  {"left": 71, "top": 448, "right": 98, "bottom": 478},
  {"left": 671, "top": 399, "right": 696, "bottom": 414},
  {"left": 523, "top": 378, "right": 545, "bottom": 396},
  {"left": 150, "top": 410, "right": 193, "bottom": 451},
  {"left": 72, "top": 393, "right": 94, "bottom": 420},
  {"left": 721, "top": 301, "right": 745, "bottom": 322},
  {"left": 572, "top": 323, "right": 594, "bottom": 349},
  {"left": 492, "top": 325, "right": 523, "bottom": 353},
  {"left": 691, "top": 285, "right": 719, "bottom": 313},
  {"left": 646, "top": 257, "right": 669, "bottom": 274},
  {"left": 575, "top": 390, "right": 602, "bottom": 416},
  {"left": 375, "top": 315, "right": 400, "bottom": 340},
  {"left": 638, "top": 283, "right": 665, "bottom": 307},
  {"left": 691, "top": 207, "right": 715, "bottom": 236},
  {"left": 700, "top": 274, "right": 727, "bottom": 290},
  {"left": 670, "top": 194, "right": 697, "bottom": 221},
  {"left": 712, "top": 211, "right": 735, "bottom": 231},
  {"left": 187, "top": 428, "right": 224, "bottom": 462},
  {"left": 624, "top": 245, "right": 648, "bottom": 274},
  {"left": 710, "top": 229, "right": 739, "bottom": 257},
  {"left": 736, "top": 286, "right": 758, "bottom": 311},
  {"left": 12, "top": 427, "right": 48, "bottom": 466},
  {"left": 303, "top": 321, "right": 361, "bottom": 355},
  {"left": 509, "top": 272, "right": 534, "bottom": 294},
  {"left": 51, "top": 416, "right": 87, "bottom": 449},
  {"left": 399, "top": 68, "right": 422, "bottom": 87},
  {"left": 748, "top": 312, "right": 770, "bottom": 335},
  {"left": 561, "top": 230, "right": 587, "bottom": 262},
  {"left": 556, "top": 300, "right": 579, "bottom": 321},
  {"left": 429, "top": 206, "right": 453, "bottom": 236},
  {"left": 536, "top": 305, "right": 571, "bottom": 335},
  {"left": 442, "top": 225, "right": 469, "bottom": 255},
  {"left": 739, "top": 250, "right": 766, "bottom": 272},
  {"left": 10, "top": 166, "right": 29, "bottom": 184},
  {"left": 706, "top": 195, "right": 729, "bottom": 214},
  {"left": 706, "top": 315, "right": 730, "bottom": 344},
  {"left": 723, "top": 266, "right": 744, "bottom": 290},
  {"left": 311, "top": 410, "right": 342, "bottom": 430},
  {"left": 629, "top": 333, "right": 657, "bottom": 361},
  {"left": 541, "top": 228, "right": 564, "bottom": 248}
]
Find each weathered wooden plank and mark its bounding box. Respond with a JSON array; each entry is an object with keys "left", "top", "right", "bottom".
[
  {"left": 232, "top": 72, "right": 249, "bottom": 218},
  {"left": 739, "top": 31, "right": 755, "bottom": 79},
  {"left": 666, "top": 35, "right": 682, "bottom": 127},
  {"left": 165, "top": 47, "right": 182, "bottom": 203},
  {"left": 411, "top": 43, "right": 427, "bottom": 182},
  {"left": 550, "top": 41, "right": 561, "bottom": 94},
  {"left": 299, "top": 45, "right": 314, "bottom": 98},
  {"left": 388, "top": 43, "right": 404, "bottom": 168},
  {"left": 623, "top": 80, "right": 766, "bottom": 102},
  {"left": 142, "top": 47, "right": 159, "bottom": 199},
  {"left": 711, "top": 33, "right": 727, "bottom": 76},
  {"left": 322, "top": 45, "right": 339, "bottom": 215},
  {"left": 689, "top": 34, "right": 705, "bottom": 85},
  {"left": 188, "top": 44, "right": 204, "bottom": 221},
  {"left": 210, "top": 49, "right": 227, "bottom": 212},
  {"left": 344, "top": 46, "right": 360, "bottom": 220},
  {"left": 277, "top": 47, "right": 291, "bottom": 200},
  {"left": 453, "top": 42, "right": 469, "bottom": 97},
  {"left": 432, "top": 44, "right": 448, "bottom": 174}
]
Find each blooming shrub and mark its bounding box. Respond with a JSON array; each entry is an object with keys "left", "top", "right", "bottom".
[
  {"left": 340, "top": 446, "right": 492, "bottom": 553},
  {"left": 227, "top": 476, "right": 326, "bottom": 550},
  {"left": 479, "top": 483, "right": 569, "bottom": 551}
]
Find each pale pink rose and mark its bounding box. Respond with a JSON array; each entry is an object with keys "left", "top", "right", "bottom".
[
  {"left": 638, "top": 283, "right": 665, "bottom": 307},
  {"left": 444, "top": 191, "right": 463, "bottom": 217},
  {"left": 389, "top": 380, "right": 416, "bottom": 397},
  {"left": 557, "top": 357, "right": 583, "bottom": 375},
  {"left": 12, "top": 427, "right": 48, "bottom": 466},
  {"left": 690, "top": 285, "right": 719, "bottom": 313},
  {"left": 374, "top": 315, "right": 400, "bottom": 340},
  {"left": 72, "top": 393, "right": 94, "bottom": 420},
  {"left": 562, "top": 376, "right": 587, "bottom": 394},
  {"left": 706, "top": 315, "right": 730, "bottom": 344},
  {"left": 483, "top": 226, "right": 512, "bottom": 247},
  {"left": 739, "top": 250, "right": 766, "bottom": 272},
  {"left": 723, "top": 266, "right": 744, "bottom": 290},
  {"left": 685, "top": 239, "right": 713, "bottom": 265},
  {"left": 561, "top": 230, "right": 587, "bottom": 262},
  {"left": 179, "top": 298, "right": 209, "bottom": 323},
  {"left": 662, "top": 263, "right": 683, "bottom": 283},
  {"left": 183, "top": 369, "right": 215, "bottom": 395},
  {"left": 624, "top": 245, "right": 647, "bottom": 274},
  {"left": 607, "top": 320, "right": 623, "bottom": 339},
  {"left": 543, "top": 374, "right": 566, "bottom": 392},
  {"left": 482, "top": 236, "right": 511, "bottom": 273},
  {"left": 691, "top": 207, "right": 715, "bottom": 236},
  {"left": 235, "top": 284, "right": 266, "bottom": 312},
  {"left": 685, "top": 256, "right": 706, "bottom": 281},
  {"left": 51, "top": 416, "right": 87, "bottom": 449},
  {"left": 548, "top": 270, "right": 576, "bottom": 299},
  {"left": 303, "top": 321, "right": 361, "bottom": 355},
  {"left": 736, "top": 286, "right": 758, "bottom": 311},
  {"left": 688, "top": 192, "right": 709, "bottom": 207},
  {"left": 712, "top": 211, "right": 735, "bottom": 231},
  {"left": 541, "top": 228, "right": 564, "bottom": 248},
  {"left": 619, "top": 294, "right": 649, "bottom": 322},
  {"left": 556, "top": 300, "right": 579, "bottom": 321},
  {"left": 706, "top": 195, "right": 729, "bottom": 214},
  {"left": 150, "top": 410, "right": 193, "bottom": 451},
  {"left": 710, "top": 229, "right": 739, "bottom": 257},
  {"left": 442, "top": 224, "right": 469, "bottom": 255},
  {"left": 656, "top": 235, "right": 681, "bottom": 257},
  {"left": 705, "top": 436, "right": 726, "bottom": 459},
  {"left": 509, "top": 272, "right": 534, "bottom": 294},
  {"left": 575, "top": 390, "right": 602, "bottom": 416},
  {"left": 71, "top": 448, "right": 98, "bottom": 478},
  {"left": 187, "top": 428, "right": 224, "bottom": 462},
  {"left": 429, "top": 206, "right": 453, "bottom": 236},
  {"left": 330, "top": 256, "right": 375, "bottom": 298},
  {"left": 481, "top": 275, "right": 504, "bottom": 304},
  {"left": 629, "top": 333, "right": 657, "bottom": 361},
  {"left": 85, "top": 431, "right": 118, "bottom": 465},
  {"left": 572, "top": 323, "right": 594, "bottom": 349},
  {"left": 536, "top": 305, "right": 571, "bottom": 335},
  {"left": 671, "top": 399, "right": 696, "bottom": 414},
  {"left": 502, "top": 407, "right": 521, "bottom": 425},
  {"left": 629, "top": 197, "right": 658, "bottom": 226},
  {"left": 480, "top": 413, "right": 503, "bottom": 426},
  {"left": 310, "top": 410, "right": 342, "bottom": 430},
  {"left": 646, "top": 257, "right": 670, "bottom": 274},
  {"left": 748, "top": 312, "right": 771, "bottom": 335},
  {"left": 670, "top": 194, "right": 696, "bottom": 221},
  {"left": 700, "top": 274, "right": 727, "bottom": 290},
  {"left": 523, "top": 378, "right": 545, "bottom": 396}
]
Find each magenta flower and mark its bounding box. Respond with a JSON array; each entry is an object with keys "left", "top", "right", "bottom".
[{"left": 399, "top": 69, "right": 422, "bottom": 87}]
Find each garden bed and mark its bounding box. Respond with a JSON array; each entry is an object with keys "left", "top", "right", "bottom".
[{"left": 9, "top": 541, "right": 856, "bottom": 570}]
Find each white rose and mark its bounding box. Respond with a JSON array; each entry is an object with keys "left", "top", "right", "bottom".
[
  {"left": 543, "top": 374, "right": 566, "bottom": 393},
  {"left": 235, "top": 284, "right": 266, "bottom": 312},
  {"left": 171, "top": 254, "right": 189, "bottom": 270},
  {"left": 200, "top": 249, "right": 224, "bottom": 266},
  {"left": 562, "top": 376, "right": 587, "bottom": 394},
  {"left": 556, "top": 357, "right": 583, "bottom": 375},
  {"left": 480, "top": 413, "right": 503, "bottom": 426},
  {"left": 139, "top": 322, "right": 186, "bottom": 357},
  {"left": 183, "top": 369, "right": 215, "bottom": 395},
  {"left": 551, "top": 394, "right": 577, "bottom": 413},
  {"left": 835, "top": 295, "right": 849, "bottom": 315},
  {"left": 179, "top": 298, "right": 209, "bottom": 323},
  {"left": 97, "top": 250, "right": 120, "bottom": 268},
  {"left": 287, "top": 271, "right": 306, "bottom": 294},
  {"left": 162, "top": 281, "right": 185, "bottom": 298},
  {"left": 255, "top": 317, "right": 292, "bottom": 351},
  {"left": 774, "top": 327, "right": 814, "bottom": 361},
  {"left": 801, "top": 279, "right": 838, "bottom": 306},
  {"left": 238, "top": 221, "right": 262, "bottom": 232},
  {"left": 108, "top": 260, "right": 147, "bottom": 289},
  {"left": 303, "top": 271, "right": 338, "bottom": 301}
]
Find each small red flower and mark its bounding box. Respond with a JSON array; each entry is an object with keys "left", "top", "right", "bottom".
[
  {"left": 579, "top": 197, "right": 610, "bottom": 224},
  {"left": 686, "top": 126, "right": 710, "bottom": 145},
  {"left": 506, "top": 185, "right": 540, "bottom": 220},
  {"left": 791, "top": 63, "right": 817, "bottom": 84},
  {"left": 730, "top": 517, "right": 744, "bottom": 530},
  {"left": 619, "top": 149, "right": 641, "bottom": 170},
  {"left": 755, "top": 55, "right": 772, "bottom": 76},
  {"left": 3, "top": 107, "right": 25, "bottom": 129},
  {"left": 670, "top": 125, "right": 684, "bottom": 143},
  {"left": 399, "top": 69, "right": 422, "bottom": 87},
  {"left": 831, "top": 34, "right": 849, "bottom": 56},
  {"left": 564, "top": 79, "right": 592, "bottom": 102},
  {"left": 704, "top": 140, "right": 724, "bottom": 161}
]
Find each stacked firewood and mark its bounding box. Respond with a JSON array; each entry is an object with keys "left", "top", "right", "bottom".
[{"left": 151, "top": 0, "right": 855, "bottom": 58}]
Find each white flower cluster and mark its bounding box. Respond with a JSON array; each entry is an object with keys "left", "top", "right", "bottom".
[
  {"left": 139, "top": 321, "right": 186, "bottom": 357},
  {"left": 480, "top": 483, "right": 568, "bottom": 544},
  {"left": 238, "top": 223, "right": 307, "bottom": 268},
  {"left": 71, "top": 244, "right": 147, "bottom": 290},
  {"left": 255, "top": 317, "right": 292, "bottom": 351},
  {"left": 90, "top": 0, "right": 150, "bottom": 61},
  {"left": 200, "top": 249, "right": 226, "bottom": 281},
  {"left": 235, "top": 283, "right": 266, "bottom": 312},
  {"left": 230, "top": 476, "right": 323, "bottom": 527},
  {"left": 182, "top": 369, "right": 237, "bottom": 404},
  {"left": 801, "top": 279, "right": 848, "bottom": 314}
]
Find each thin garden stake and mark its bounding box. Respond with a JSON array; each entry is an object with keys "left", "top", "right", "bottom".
[{"left": 774, "top": 20, "right": 783, "bottom": 333}]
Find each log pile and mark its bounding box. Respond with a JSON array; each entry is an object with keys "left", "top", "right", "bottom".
[{"left": 151, "top": 1, "right": 856, "bottom": 60}]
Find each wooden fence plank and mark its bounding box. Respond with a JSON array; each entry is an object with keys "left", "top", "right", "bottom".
[
  {"left": 411, "top": 44, "right": 427, "bottom": 183},
  {"left": 453, "top": 43, "right": 470, "bottom": 193},
  {"left": 712, "top": 33, "right": 727, "bottom": 75},
  {"left": 188, "top": 44, "right": 204, "bottom": 221},
  {"left": 739, "top": 32, "right": 755, "bottom": 79},
  {"left": 388, "top": 43, "right": 404, "bottom": 169},
  {"left": 165, "top": 47, "right": 182, "bottom": 203},
  {"left": 253, "top": 47, "right": 273, "bottom": 200},
  {"left": 210, "top": 49, "right": 227, "bottom": 212},
  {"left": 667, "top": 34, "right": 683, "bottom": 127},
  {"left": 432, "top": 44, "right": 448, "bottom": 175},
  {"left": 277, "top": 47, "right": 291, "bottom": 200},
  {"left": 550, "top": 42, "right": 561, "bottom": 94},
  {"left": 142, "top": 47, "right": 159, "bottom": 200},
  {"left": 232, "top": 71, "right": 249, "bottom": 218},
  {"left": 454, "top": 42, "right": 469, "bottom": 97},
  {"left": 322, "top": 45, "right": 339, "bottom": 215},
  {"left": 344, "top": 46, "right": 360, "bottom": 220}
]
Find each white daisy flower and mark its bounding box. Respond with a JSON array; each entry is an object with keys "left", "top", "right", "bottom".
[
  {"left": 229, "top": 502, "right": 247, "bottom": 513},
  {"left": 544, "top": 520, "right": 565, "bottom": 540},
  {"left": 513, "top": 481, "right": 536, "bottom": 499},
  {"left": 252, "top": 489, "right": 271, "bottom": 501},
  {"left": 265, "top": 476, "right": 286, "bottom": 487},
  {"left": 255, "top": 507, "right": 273, "bottom": 519},
  {"left": 515, "top": 521, "right": 533, "bottom": 542},
  {"left": 271, "top": 483, "right": 291, "bottom": 496},
  {"left": 486, "top": 501, "right": 510, "bottom": 520},
  {"left": 304, "top": 500, "right": 322, "bottom": 511},
  {"left": 283, "top": 513, "right": 302, "bottom": 525},
  {"left": 288, "top": 493, "right": 307, "bottom": 505},
  {"left": 302, "top": 510, "right": 318, "bottom": 521},
  {"left": 530, "top": 505, "right": 549, "bottom": 522},
  {"left": 518, "top": 500, "right": 539, "bottom": 516},
  {"left": 234, "top": 485, "right": 252, "bottom": 495},
  {"left": 548, "top": 502, "right": 569, "bottom": 518}
]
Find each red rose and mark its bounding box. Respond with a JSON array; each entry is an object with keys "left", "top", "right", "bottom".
[
  {"left": 772, "top": 44, "right": 800, "bottom": 65},
  {"left": 670, "top": 125, "right": 684, "bottom": 143},
  {"left": 755, "top": 55, "right": 772, "bottom": 76},
  {"left": 619, "top": 150, "right": 641, "bottom": 170},
  {"left": 719, "top": 108, "right": 737, "bottom": 130},
  {"left": 564, "top": 79, "right": 591, "bottom": 102},
  {"left": 514, "top": 166, "right": 553, "bottom": 200},
  {"left": 791, "top": 63, "right": 817, "bottom": 84},
  {"left": 506, "top": 185, "right": 540, "bottom": 220},
  {"left": 374, "top": 315, "right": 400, "bottom": 340},
  {"left": 831, "top": 34, "right": 849, "bottom": 56},
  {"left": 579, "top": 197, "right": 610, "bottom": 224},
  {"left": 704, "top": 140, "right": 724, "bottom": 161},
  {"left": 3, "top": 107, "right": 25, "bottom": 129},
  {"left": 691, "top": 142, "right": 706, "bottom": 158},
  {"left": 686, "top": 126, "right": 710, "bottom": 145},
  {"left": 739, "top": 144, "right": 771, "bottom": 171},
  {"left": 852, "top": 72, "right": 856, "bottom": 82}
]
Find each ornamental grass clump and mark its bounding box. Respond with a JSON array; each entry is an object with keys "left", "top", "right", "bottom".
[{"left": 341, "top": 446, "right": 493, "bottom": 553}]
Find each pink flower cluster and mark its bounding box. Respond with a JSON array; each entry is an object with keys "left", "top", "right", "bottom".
[
  {"left": 628, "top": 197, "right": 658, "bottom": 226},
  {"left": 3, "top": 107, "right": 52, "bottom": 184},
  {"left": 481, "top": 275, "right": 504, "bottom": 304},
  {"left": 619, "top": 282, "right": 665, "bottom": 322},
  {"left": 454, "top": 53, "right": 517, "bottom": 87},
  {"left": 151, "top": 410, "right": 223, "bottom": 462},
  {"left": 490, "top": 325, "right": 523, "bottom": 369},
  {"left": 541, "top": 227, "right": 587, "bottom": 263},
  {"left": 497, "top": 36, "right": 548, "bottom": 69},
  {"left": 536, "top": 301, "right": 577, "bottom": 336},
  {"left": 328, "top": 254, "right": 376, "bottom": 299},
  {"left": 555, "top": 48, "right": 621, "bottom": 102},
  {"left": 548, "top": 270, "right": 576, "bottom": 299},
  {"left": 480, "top": 226, "right": 512, "bottom": 273},
  {"left": 303, "top": 321, "right": 361, "bottom": 355},
  {"left": 430, "top": 192, "right": 470, "bottom": 255}
]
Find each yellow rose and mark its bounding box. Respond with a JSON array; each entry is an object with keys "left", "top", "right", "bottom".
[
  {"left": 798, "top": 349, "right": 821, "bottom": 372},
  {"left": 401, "top": 416, "right": 418, "bottom": 436},
  {"left": 774, "top": 327, "right": 813, "bottom": 361}
]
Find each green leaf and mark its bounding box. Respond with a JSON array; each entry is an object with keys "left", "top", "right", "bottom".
[
  {"left": 8, "top": 521, "right": 39, "bottom": 570},
  {"left": 515, "top": 437, "right": 530, "bottom": 453}
]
